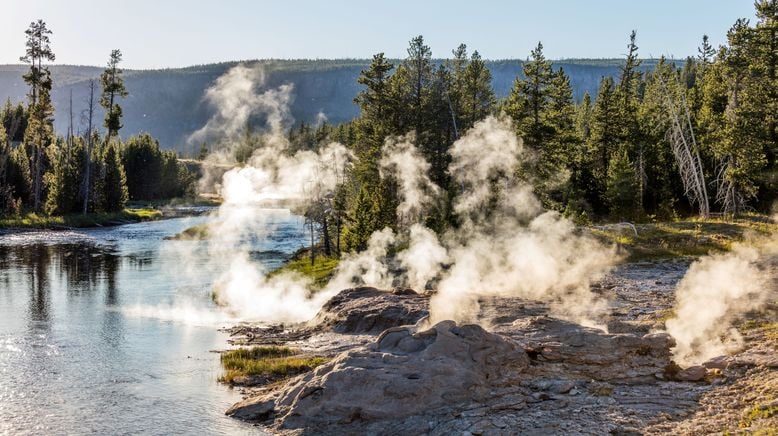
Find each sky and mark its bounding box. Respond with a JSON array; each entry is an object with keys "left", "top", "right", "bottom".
[{"left": 0, "top": 0, "right": 759, "bottom": 69}]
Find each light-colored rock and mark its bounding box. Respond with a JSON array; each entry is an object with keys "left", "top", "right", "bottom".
[
  {"left": 702, "top": 355, "right": 730, "bottom": 370},
  {"left": 225, "top": 397, "right": 276, "bottom": 421},
  {"left": 308, "top": 286, "right": 429, "bottom": 334},
  {"left": 501, "top": 316, "right": 676, "bottom": 382},
  {"left": 243, "top": 321, "right": 528, "bottom": 429},
  {"left": 675, "top": 365, "right": 707, "bottom": 382}
]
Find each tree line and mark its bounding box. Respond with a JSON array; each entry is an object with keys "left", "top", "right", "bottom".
[
  {"left": 0, "top": 20, "right": 194, "bottom": 218},
  {"left": 275, "top": 1, "right": 776, "bottom": 256}
]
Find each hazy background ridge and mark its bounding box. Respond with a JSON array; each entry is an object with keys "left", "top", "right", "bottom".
[{"left": 0, "top": 58, "right": 669, "bottom": 152}]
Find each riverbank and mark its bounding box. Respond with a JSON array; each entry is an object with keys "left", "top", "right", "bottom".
[
  {"left": 217, "top": 214, "right": 777, "bottom": 433},
  {"left": 0, "top": 196, "right": 222, "bottom": 233},
  {"left": 0, "top": 208, "right": 163, "bottom": 232},
  {"left": 221, "top": 260, "right": 778, "bottom": 434}
]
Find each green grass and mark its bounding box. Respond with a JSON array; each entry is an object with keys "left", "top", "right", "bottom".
[
  {"left": 218, "top": 345, "right": 328, "bottom": 385},
  {"left": 0, "top": 208, "right": 162, "bottom": 230},
  {"left": 269, "top": 254, "right": 340, "bottom": 290},
  {"left": 590, "top": 215, "right": 778, "bottom": 261}
]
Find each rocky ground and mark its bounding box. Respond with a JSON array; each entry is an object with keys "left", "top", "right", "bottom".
[{"left": 224, "top": 259, "right": 778, "bottom": 435}]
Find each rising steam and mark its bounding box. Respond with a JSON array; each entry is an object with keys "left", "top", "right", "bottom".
[
  {"left": 665, "top": 221, "right": 778, "bottom": 366},
  {"left": 161, "top": 64, "right": 620, "bottom": 327}
]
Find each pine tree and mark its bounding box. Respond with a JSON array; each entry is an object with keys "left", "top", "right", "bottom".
[
  {"left": 1, "top": 99, "right": 28, "bottom": 143},
  {"left": 460, "top": 51, "right": 495, "bottom": 130},
  {"left": 6, "top": 144, "right": 32, "bottom": 209},
  {"left": 705, "top": 19, "right": 769, "bottom": 213},
  {"left": 45, "top": 136, "right": 84, "bottom": 215},
  {"left": 0, "top": 124, "right": 12, "bottom": 213},
  {"left": 100, "top": 49, "right": 128, "bottom": 140},
  {"left": 587, "top": 76, "right": 620, "bottom": 211},
  {"left": 344, "top": 186, "right": 375, "bottom": 252},
  {"left": 447, "top": 43, "right": 469, "bottom": 135},
  {"left": 505, "top": 42, "right": 554, "bottom": 149},
  {"left": 606, "top": 147, "right": 640, "bottom": 219},
  {"left": 404, "top": 36, "right": 433, "bottom": 136},
  {"left": 354, "top": 53, "right": 394, "bottom": 127},
  {"left": 20, "top": 19, "right": 56, "bottom": 212},
  {"left": 698, "top": 34, "right": 717, "bottom": 65},
  {"left": 94, "top": 143, "right": 128, "bottom": 212}
]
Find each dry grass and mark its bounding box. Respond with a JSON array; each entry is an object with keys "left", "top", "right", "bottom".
[
  {"left": 590, "top": 215, "right": 777, "bottom": 261},
  {"left": 218, "top": 345, "right": 328, "bottom": 385}
]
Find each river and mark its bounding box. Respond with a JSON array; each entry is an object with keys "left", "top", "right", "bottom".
[{"left": 0, "top": 211, "right": 308, "bottom": 435}]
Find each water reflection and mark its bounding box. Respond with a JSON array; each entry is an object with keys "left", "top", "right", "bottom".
[
  {"left": 0, "top": 216, "right": 300, "bottom": 435},
  {"left": 0, "top": 242, "right": 122, "bottom": 323}
]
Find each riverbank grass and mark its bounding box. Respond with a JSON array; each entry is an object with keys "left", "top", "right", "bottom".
[
  {"left": 0, "top": 208, "right": 162, "bottom": 230},
  {"left": 219, "top": 345, "right": 328, "bottom": 385},
  {"left": 269, "top": 254, "right": 339, "bottom": 290},
  {"left": 590, "top": 214, "right": 777, "bottom": 261}
]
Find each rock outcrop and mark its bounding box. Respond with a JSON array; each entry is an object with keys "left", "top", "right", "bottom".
[
  {"left": 499, "top": 316, "right": 676, "bottom": 382},
  {"left": 227, "top": 321, "right": 528, "bottom": 427},
  {"left": 307, "top": 286, "right": 429, "bottom": 334}
]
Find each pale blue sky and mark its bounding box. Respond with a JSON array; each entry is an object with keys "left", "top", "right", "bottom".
[{"left": 1, "top": 0, "right": 758, "bottom": 69}]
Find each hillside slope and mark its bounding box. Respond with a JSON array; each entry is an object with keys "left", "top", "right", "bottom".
[{"left": 0, "top": 59, "right": 669, "bottom": 153}]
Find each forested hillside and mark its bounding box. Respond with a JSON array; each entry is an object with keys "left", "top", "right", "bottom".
[{"left": 0, "top": 58, "right": 664, "bottom": 152}]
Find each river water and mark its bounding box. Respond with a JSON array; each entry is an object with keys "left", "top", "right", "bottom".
[{"left": 0, "top": 211, "right": 308, "bottom": 435}]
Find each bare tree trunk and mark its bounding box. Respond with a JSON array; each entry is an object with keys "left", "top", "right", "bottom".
[
  {"left": 82, "top": 80, "right": 97, "bottom": 215},
  {"left": 657, "top": 73, "right": 709, "bottom": 218},
  {"left": 68, "top": 89, "right": 73, "bottom": 151}
]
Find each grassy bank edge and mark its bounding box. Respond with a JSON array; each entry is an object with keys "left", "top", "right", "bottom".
[
  {"left": 0, "top": 208, "right": 162, "bottom": 230},
  {"left": 590, "top": 214, "right": 777, "bottom": 261}
]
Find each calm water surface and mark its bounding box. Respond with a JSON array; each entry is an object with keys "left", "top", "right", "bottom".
[{"left": 0, "top": 211, "right": 307, "bottom": 435}]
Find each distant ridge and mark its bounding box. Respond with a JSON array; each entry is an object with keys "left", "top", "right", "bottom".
[{"left": 0, "top": 58, "right": 678, "bottom": 153}]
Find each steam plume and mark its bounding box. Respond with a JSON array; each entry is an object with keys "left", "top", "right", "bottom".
[{"left": 665, "top": 220, "right": 778, "bottom": 365}]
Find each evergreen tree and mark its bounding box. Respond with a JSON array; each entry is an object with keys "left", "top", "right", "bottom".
[
  {"left": 576, "top": 92, "right": 593, "bottom": 142},
  {"left": 698, "top": 34, "right": 717, "bottom": 65},
  {"left": 122, "top": 133, "right": 163, "bottom": 200},
  {"left": 404, "top": 35, "right": 434, "bottom": 136},
  {"left": 100, "top": 49, "right": 128, "bottom": 139},
  {"left": 460, "top": 51, "right": 495, "bottom": 130},
  {"left": 1, "top": 99, "right": 28, "bottom": 143},
  {"left": 6, "top": 144, "right": 32, "bottom": 209},
  {"left": 344, "top": 186, "right": 375, "bottom": 252},
  {"left": 505, "top": 42, "right": 554, "bottom": 149},
  {"left": 701, "top": 19, "right": 769, "bottom": 213},
  {"left": 94, "top": 142, "right": 128, "bottom": 212},
  {"left": 0, "top": 125, "right": 12, "bottom": 213},
  {"left": 606, "top": 147, "right": 640, "bottom": 220},
  {"left": 587, "top": 76, "right": 620, "bottom": 212},
  {"left": 20, "top": 19, "right": 56, "bottom": 212},
  {"left": 45, "top": 136, "right": 84, "bottom": 215},
  {"left": 354, "top": 53, "right": 394, "bottom": 128}
]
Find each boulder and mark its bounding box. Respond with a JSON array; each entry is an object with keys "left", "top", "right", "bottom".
[
  {"left": 308, "top": 286, "right": 430, "bottom": 334},
  {"left": 235, "top": 321, "right": 528, "bottom": 428},
  {"left": 675, "top": 365, "right": 707, "bottom": 382},
  {"left": 500, "top": 316, "right": 676, "bottom": 382},
  {"left": 226, "top": 397, "right": 275, "bottom": 421}
]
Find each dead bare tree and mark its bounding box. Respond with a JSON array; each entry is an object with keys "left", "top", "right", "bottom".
[
  {"left": 81, "top": 79, "right": 98, "bottom": 215},
  {"left": 657, "top": 72, "right": 710, "bottom": 218},
  {"left": 67, "top": 88, "right": 73, "bottom": 151}
]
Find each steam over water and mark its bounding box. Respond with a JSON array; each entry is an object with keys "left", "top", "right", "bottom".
[{"left": 0, "top": 215, "right": 306, "bottom": 435}]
